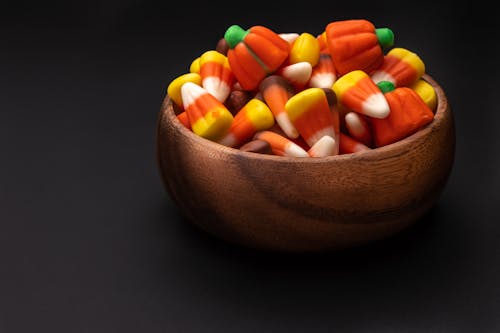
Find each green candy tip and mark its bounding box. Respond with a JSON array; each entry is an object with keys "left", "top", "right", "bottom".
[
  {"left": 224, "top": 25, "right": 249, "bottom": 49},
  {"left": 376, "top": 28, "right": 394, "bottom": 49},
  {"left": 377, "top": 80, "right": 395, "bottom": 94}
]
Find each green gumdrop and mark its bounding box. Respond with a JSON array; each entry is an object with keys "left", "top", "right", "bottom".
[
  {"left": 377, "top": 81, "right": 395, "bottom": 94},
  {"left": 224, "top": 25, "right": 249, "bottom": 49},
  {"left": 375, "top": 28, "right": 394, "bottom": 49}
]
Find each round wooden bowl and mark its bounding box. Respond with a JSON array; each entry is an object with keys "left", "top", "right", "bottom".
[{"left": 156, "top": 74, "right": 455, "bottom": 252}]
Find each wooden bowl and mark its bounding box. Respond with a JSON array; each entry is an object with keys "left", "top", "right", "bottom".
[{"left": 156, "top": 74, "right": 455, "bottom": 252}]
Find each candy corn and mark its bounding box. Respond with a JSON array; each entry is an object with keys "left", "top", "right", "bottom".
[
  {"left": 308, "top": 53, "right": 337, "bottom": 88},
  {"left": 339, "top": 133, "right": 370, "bottom": 154},
  {"left": 308, "top": 135, "right": 337, "bottom": 157},
  {"left": 259, "top": 75, "right": 299, "bottom": 138},
  {"left": 371, "top": 86, "right": 434, "bottom": 147},
  {"left": 325, "top": 19, "right": 394, "bottom": 76},
  {"left": 268, "top": 124, "right": 310, "bottom": 151},
  {"left": 199, "top": 50, "right": 234, "bottom": 103},
  {"left": 218, "top": 99, "right": 275, "bottom": 147},
  {"left": 181, "top": 82, "right": 234, "bottom": 140},
  {"left": 225, "top": 25, "right": 290, "bottom": 90},
  {"left": 254, "top": 131, "right": 309, "bottom": 157},
  {"left": 285, "top": 87, "right": 338, "bottom": 152},
  {"left": 289, "top": 32, "right": 320, "bottom": 67},
  {"left": 277, "top": 62, "right": 312, "bottom": 91},
  {"left": 344, "top": 111, "right": 373, "bottom": 147},
  {"left": 176, "top": 111, "right": 191, "bottom": 129},
  {"left": 371, "top": 47, "right": 425, "bottom": 87},
  {"left": 240, "top": 139, "right": 273, "bottom": 154},
  {"left": 165, "top": 20, "right": 438, "bottom": 157},
  {"left": 279, "top": 33, "right": 300, "bottom": 44},
  {"left": 190, "top": 57, "right": 200, "bottom": 74},
  {"left": 167, "top": 73, "right": 202, "bottom": 108},
  {"left": 410, "top": 79, "right": 437, "bottom": 111},
  {"left": 316, "top": 31, "right": 328, "bottom": 53},
  {"left": 332, "top": 70, "right": 390, "bottom": 119}
]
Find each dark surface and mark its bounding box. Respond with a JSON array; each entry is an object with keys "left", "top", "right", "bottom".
[{"left": 1, "top": 1, "right": 499, "bottom": 332}]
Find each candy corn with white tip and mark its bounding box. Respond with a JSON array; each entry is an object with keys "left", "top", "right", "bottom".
[
  {"left": 218, "top": 99, "right": 275, "bottom": 147},
  {"left": 277, "top": 62, "right": 312, "bottom": 91},
  {"left": 199, "top": 50, "right": 234, "bottom": 103},
  {"left": 308, "top": 135, "right": 337, "bottom": 157},
  {"left": 181, "top": 82, "right": 234, "bottom": 140},
  {"left": 254, "top": 131, "right": 309, "bottom": 157},
  {"left": 167, "top": 73, "right": 202, "bottom": 108},
  {"left": 344, "top": 111, "right": 373, "bottom": 147},
  {"left": 308, "top": 53, "right": 337, "bottom": 88},
  {"left": 285, "top": 88, "right": 339, "bottom": 150},
  {"left": 259, "top": 75, "right": 299, "bottom": 139},
  {"left": 339, "top": 133, "right": 370, "bottom": 154},
  {"left": 279, "top": 33, "right": 300, "bottom": 44},
  {"left": 332, "top": 70, "right": 390, "bottom": 119},
  {"left": 371, "top": 47, "right": 425, "bottom": 87}
]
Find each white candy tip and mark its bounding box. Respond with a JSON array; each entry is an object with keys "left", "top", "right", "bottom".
[
  {"left": 276, "top": 113, "right": 299, "bottom": 139},
  {"left": 371, "top": 71, "right": 395, "bottom": 85},
  {"left": 203, "top": 77, "right": 230, "bottom": 102},
  {"left": 309, "top": 73, "right": 336, "bottom": 88},
  {"left": 217, "top": 133, "right": 238, "bottom": 147},
  {"left": 308, "top": 135, "right": 337, "bottom": 157},
  {"left": 285, "top": 143, "right": 309, "bottom": 157},
  {"left": 281, "top": 62, "right": 312, "bottom": 85},
  {"left": 362, "top": 93, "right": 391, "bottom": 119},
  {"left": 345, "top": 112, "right": 365, "bottom": 134},
  {"left": 279, "top": 33, "right": 300, "bottom": 44},
  {"left": 181, "top": 82, "right": 205, "bottom": 108}
]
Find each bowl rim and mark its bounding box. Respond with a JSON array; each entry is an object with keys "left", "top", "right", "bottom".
[{"left": 159, "top": 74, "right": 449, "bottom": 163}]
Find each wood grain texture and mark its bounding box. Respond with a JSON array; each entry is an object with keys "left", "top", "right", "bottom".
[{"left": 156, "top": 75, "right": 455, "bottom": 252}]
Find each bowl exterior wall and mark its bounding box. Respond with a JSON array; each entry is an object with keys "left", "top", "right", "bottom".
[{"left": 157, "top": 76, "right": 454, "bottom": 251}]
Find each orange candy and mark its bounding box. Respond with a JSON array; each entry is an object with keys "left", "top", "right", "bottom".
[
  {"left": 371, "top": 87, "right": 434, "bottom": 147},
  {"left": 325, "top": 19, "right": 393, "bottom": 76},
  {"left": 339, "top": 133, "right": 371, "bottom": 154},
  {"left": 225, "top": 25, "right": 290, "bottom": 91}
]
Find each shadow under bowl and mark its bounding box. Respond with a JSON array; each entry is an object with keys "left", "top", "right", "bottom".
[{"left": 156, "top": 74, "right": 455, "bottom": 252}]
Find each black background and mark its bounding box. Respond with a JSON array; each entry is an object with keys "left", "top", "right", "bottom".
[{"left": 1, "top": 1, "right": 500, "bottom": 332}]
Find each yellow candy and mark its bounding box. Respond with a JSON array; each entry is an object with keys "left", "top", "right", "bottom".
[
  {"left": 245, "top": 99, "right": 275, "bottom": 130},
  {"left": 218, "top": 99, "right": 274, "bottom": 147},
  {"left": 410, "top": 79, "right": 437, "bottom": 111},
  {"left": 191, "top": 106, "right": 234, "bottom": 140},
  {"left": 181, "top": 82, "right": 233, "bottom": 140},
  {"left": 289, "top": 33, "right": 320, "bottom": 67},
  {"left": 389, "top": 48, "right": 425, "bottom": 78},
  {"left": 167, "top": 73, "right": 202, "bottom": 107},
  {"left": 190, "top": 57, "right": 201, "bottom": 74},
  {"left": 332, "top": 70, "right": 367, "bottom": 101}
]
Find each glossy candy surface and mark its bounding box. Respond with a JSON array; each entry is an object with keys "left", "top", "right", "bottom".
[
  {"left": 371, "top": 47, "right": 425, "bottom": 87},
  {"left": 218, "top": 99, "right": 275, "bottom": 147},
  {"left": 181, "top": 82, "right": 234, "bottom": 140},
  {"left": 371, "top": 86, "right": 434, "bottom": 147},
  {"left": 225, "top": 25, "right": 290, "bottom": 90},
  {"left": 325, "top": 19, "right": 393, "bottom": 76},
  {"left": 199, "top": 50, "right": 234, "bottom": 102},
  {"left": 332, "top": 70, "right": 390, "bottom": 119}
]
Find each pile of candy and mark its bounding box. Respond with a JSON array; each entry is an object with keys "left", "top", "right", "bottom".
[{"left": 167, "top": 19, "right": 437, "bottom": 157}]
